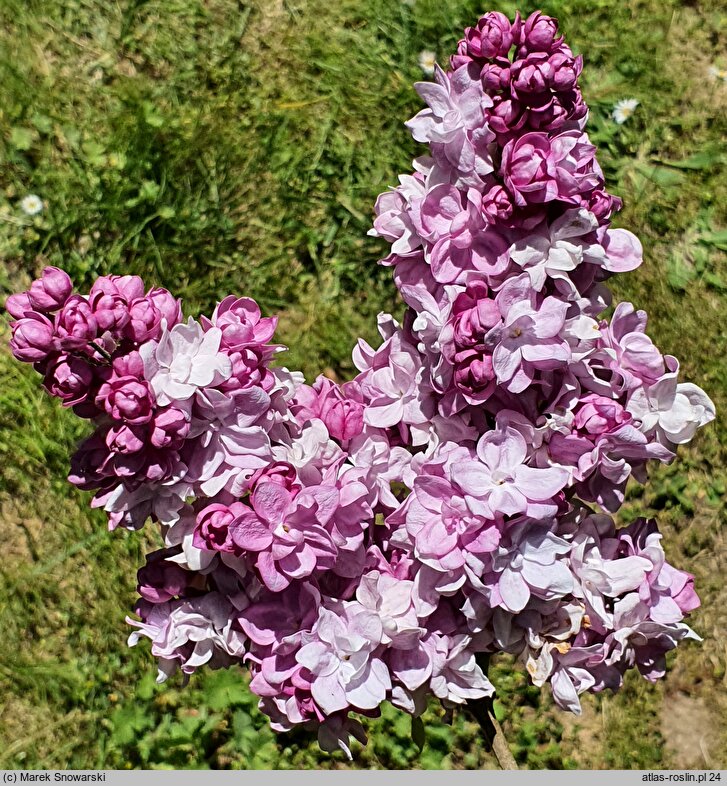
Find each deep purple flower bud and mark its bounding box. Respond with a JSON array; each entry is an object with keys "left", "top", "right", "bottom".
[
  {"left": 44, "top": 353, "right": 94, "bottom": 407},
  {"left": 112, "top": 350, "right": 145, "bottom": 380},
  {"left": 106, "top": 450, "right": 142, "bottom": 480},
  {"left": 575, "top": 395, "right": 631, "bottom": 437},
  {"left": 526, "top": 95, "right": 569, "bottom": 132},
  {"left": 487, "top": 96, "right": 527, "bottom": 137},
  {"left": 450, "top": 39, "right": 474, "bottom": 72},
  {"left": 447, "top": 280, "right": 501, "bottom": 351},
  {"left": 56, "top": 295, "right": 98, "bottom": 350},
  {"left": 147, "top": 287, "right": 182, "bottom": 328},
  {"left": 249, "top": 461, "right": 300, "bottom": 494},
  {"left": 97, "top": 375, "right": 155, "bottom": 424},
  {"left": 320, "top": 396, "right": 365, "bottom": 442},
  {"left": 521, "top": 11, "right": 562, "bottom": 53},
  {"left": 149, "top": 407, "right": 190, "bottom": 449},
  {"left": 9, "top": 312, "right": 56, "bottom": 362},
  {"left": 465, "top": 12, "right": 520, "bottom": 60},
  {"left": 137, "top": 550, "right": 190, "bottom": 603},
  {"left": 439, "top": 282, "right": 501, "bottom": 400},
  {"left": 193, "top": 503, "right": 245, "bottom": 553},
  {"left": 480, "top": 58, "right": 511, "bottom": 91},
  {"left": 106, "top": 423, "right": 146, "bottom": 454},
  {"left": 141, "top": 451, "right": 178, "bottom": 483},
  {"left": 564, "top": 88, "right": 589, "bottom": 127},
  {"left": 68, "top": 433, "right": 111, "bottom": 490},
  {"left": 502, "top": 129, "right": 600, "bottom": 208},
  {"left": 292, "top": 375, "right": 365, "bottom": 442},
  {"left": 90, "top": 290, "right": 130, "bottom": 334},
  {"left": 453, "top": 348, "right": 496, "bottom": 395},
  {"left": 210, "top": 296, "right": 277, "bottom": 352},
  {"left": 501, "top": 132, "right": 556, "bottom": 206},
  {"left": 72, "top": 397, "right": 104, "bottom": 421},
  {"left": 124, "top": 297, "right": 163, "bottom": 343},
  {"left": 5, "top": 292, "right": 33, "bottom": 319},
  {"left": 481, "top": 185, "right": 514, "bottom": 224},
  {"left": 511, "top": 53, "right": 552, "bottom": 95},
  {"left": 217, "top": 348, "right": 268, "bottom": 393},
  {"left": 89, "top": 274, "right": 145, "bottom": 303},
  {"left": 27, "top": 267, "right": 73, "bottom": 312},
  {"left": 585, "top": 189, "right": 621, "bottom": 222},
  {"left": 548, "top": 49, "right": 583, "bottom": 91}
]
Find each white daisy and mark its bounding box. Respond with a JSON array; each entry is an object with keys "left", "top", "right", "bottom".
[
  {"left": 708, "top": 65, "right": 727, "bottom": 83},
  {"left": 418, "top": 50, "right": 436, "bottom": 77},
  {"left": 20, "top": 194, "right": 43, "bottom": 216},
  {"left": 612, "top": 98, "right": 639, "bottom": 125}
]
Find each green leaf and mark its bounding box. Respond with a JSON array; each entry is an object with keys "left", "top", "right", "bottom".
[
  {"left": 10, "top": 127, "right": 35, "bottom": 151},
  {"left": 136, "top": 670, "right": 159, "bottom": 700},
  {"left": 411, "top": 715, "right": 425, "bottom": 752},
  {"left": 666, "top": 254, "right": 695, "bottom": 291},
  {"left": 655, "top": 149, "right": 725, "bottom": 170},
  {"left": 60, "top": 124, "right": 82, "bottom": 149},
  {"left": 633, "top": 162, "right": 686, "bottom": 188},
  {"left": 82, "top": 140, "right": 107, "bottom": 167},
  {"left": 31, "top": 113, "right": 53, "bottom": 135},
  {"left": 703, "top": 271, "right": 727, "bottom": 291},
  {"left": 205, "top": 669, "right": 251, "bottom": 712},
  {"left": 700, "top": 230, "right": 727, "bottom": 252},
  {"left": 166, "top": 720, "right": 195, "bottom": 743},
  {"left": 143, "top": 101, "right": 165, "bottom": 128},
  {"left": 109, "top": 704, "right": 153, "bottom": 747},
  {"left": 691, "top": 244, "right": 711, "bottom": 274}
]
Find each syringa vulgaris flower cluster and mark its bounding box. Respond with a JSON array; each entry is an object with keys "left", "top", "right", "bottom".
[{"left": 6, "top": 10, "right": 715, "bottom": 759}]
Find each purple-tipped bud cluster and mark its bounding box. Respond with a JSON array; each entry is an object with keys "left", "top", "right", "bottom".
[
  {"left": 451, "top": 10, "right": 584, "bottom": 144},
  {"left": 5, "top": 9, "right": 714, "bottom": 761}
]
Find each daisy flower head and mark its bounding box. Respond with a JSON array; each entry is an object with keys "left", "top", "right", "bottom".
[
  {"left": 418, "top": 50, "right": 436, "bottom": 77},
  {"left": 20, "top": 194, "right": 43, "bottom": 216},
  {"left": 612, "top": 98, "right": 639, "bottom": 125}
]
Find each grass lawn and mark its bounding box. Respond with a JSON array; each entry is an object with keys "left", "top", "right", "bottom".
[{"left": 0, "top": 0, "right": 725, "bottom": 770}]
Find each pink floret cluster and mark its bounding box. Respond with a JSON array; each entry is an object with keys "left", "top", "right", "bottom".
[{"left": 6, "top": 9, "right": 715, "bottom": 759}]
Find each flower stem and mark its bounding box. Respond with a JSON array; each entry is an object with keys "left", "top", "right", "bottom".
[
  {"left": 467, "top": 655, "right": 519, "bottom": 770},
  {"left": 89, "top": 341, "right": 112, "bottom": 362},
  {"left": 466, "top": 696, "right": 519, "bottom": 770}
]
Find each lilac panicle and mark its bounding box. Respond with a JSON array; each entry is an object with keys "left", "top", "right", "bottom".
[{"left": 3, "top": 7, "right": 714, "bottom": 756}]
